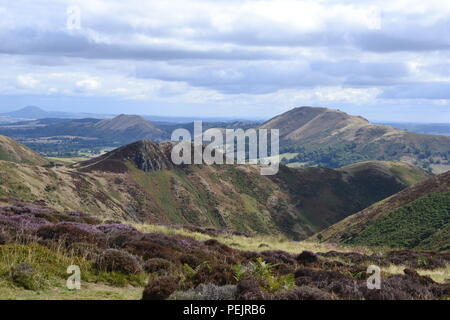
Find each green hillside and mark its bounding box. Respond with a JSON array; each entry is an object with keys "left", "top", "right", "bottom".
[
  {"left": 346, "top": 192, "right": 450, "bottom": 251},
  {"left": 0, "top": 135, "right": 48, "bottom": 165},
  {"left": 261, "top": 107, "right": 450, "bottom": 173},
  {"left": 314, "top": 170, "right": 450, "bottom": 251},
  {"left": 0, "top": 138, "right": 429, "bottom": 240}
]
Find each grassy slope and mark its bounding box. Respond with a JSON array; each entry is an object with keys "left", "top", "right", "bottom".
[
  {"left": 0, "top": 135, "right": 48, "bottom": 166},
  {"left": 271, "top": 161, "right": 430, "bottom": 232},
  {"left": 127, "top": 163, "right": 297, "bottom": 236},
  {"left": 315, "top": 171, "right": 450, "bottom": 251},
  {"left": 0, "top": 135, "right": 432, "bottom": 240},
  {"left": 4, "top": 222, "right": 449, "bottom": 300},
  {"left": 261, "top": 107, "right": 450, "bottom": 173},
  {"left": 0, "top": 157, "right": 431, "bottom": 240},
  {"left": 341, "top": 161, "right": 430, "bottom": 186},
  {"left": 0, "top": 220, "right": 448, "bottom": 300},
  {"left": 346, "top": 192, "right": 450, "bottom": 250},
  {"left": 0, "top": 243, "right": 146, "bottom": 300}
]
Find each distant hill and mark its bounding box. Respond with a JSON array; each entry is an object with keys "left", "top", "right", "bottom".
[
  {"left": 0, "top": 114, "right": 168, "bottom": 156},
  {"left": 2, "top": 106, "right": 67, "bottom": 119},
  {"left": 381, "top": 122, "right": 450, "bottom": 137},
  {"left": 0, "top": 134, "right": 48, "bottom": 165},
  {"left": 313, "top": 170, "right": 450, "bottom": 251},
  {"left": 1, "top": 106, "right": 256, "bottom": 123},
  {"left": 261, "top": 107, "right": 450, "bottom": 173},
  {"left": 269, "top": 161, "right": 431, "bottom": 233},
  {"left": 1, "top": 106, "right": 113, "bottom": 120},
  {"left": 76, "top": 140, "right": 175, "bottom": 173},
  {"left": 93, "top": 114, "right": 165, "bottom": 141},
  {"left": 0, "top": 135, "right": 430, "bottom": 239}
]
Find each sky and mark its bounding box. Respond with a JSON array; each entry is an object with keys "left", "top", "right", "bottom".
[{"left": 1, "top": 0, "right": 450, "bottom": 122}]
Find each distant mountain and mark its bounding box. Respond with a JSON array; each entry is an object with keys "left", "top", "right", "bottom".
[
  {"left": 0, "top": 134, "right": 430, "bottom": 239},
  {"left": 1, "top": 106, "right": 113, "bottom": 120},
  {"left": 93, "top": 114, "right": 165, "bottom": 141},
  {"left": 0, "top": 114, "right": 168, "bottom": 156},
  {"left": 0, "top": 134, "right": 48, "bottom": 165},
  {"left": 2, "top": 106, "right": 257, "bottom": 124},
  {"left": 2, "top": 106, "right": 67, "bottom": 119},
  {"left": 143, "top": 115, "right": 259, "bottom": 124},
  {"left": 261, "top": 106, "right": 450, "bottom": 173},
  {"left": 380, "top": 122, "right": 450, "bottom": 137},
  {"left": 313, "top": 170, "right": 450, "bottom": 251}
]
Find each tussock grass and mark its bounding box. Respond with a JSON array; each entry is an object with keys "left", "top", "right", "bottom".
[
  {"left": 134, "top": 222, "right": 450, "bottom": 284},
  {"left": 0, "top": 243, "right": 147, "bottom": 299},
  {"left": 0, "top": 243, "right": 90, "bottom": 291},
  {"left": 0, "top": 283, "right": 143, "bottom": 300},
  {"left": 133, "top": 223, "right": 372, "bottom": 255},
  {"left": 382, "top": 264, "right": 450, "bottom": 284}
]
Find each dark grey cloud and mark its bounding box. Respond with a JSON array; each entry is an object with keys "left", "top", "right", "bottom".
[
  {"left": 136, "top": 59, "right": 409, "bottom": 94},
  {"left": 381, "top": 83, "right": 450, "bottom": 100},
  {"left": 137, "top": 61, "right": 334, "bottom": 94},
  {"left": 0, "top": 28, "right": 284, "bottom": 61},
  {"left": 310, "top": 60, "right": 409, "bottom": 86},
  {"left": 3, "top": 0, "right": 450, "bottom": 122},
  {"left": 353, "top": 17, "right": 450, "bottom": 52},
  {"left": 354, "top": 32, "right": 450, "bottom": 53}
]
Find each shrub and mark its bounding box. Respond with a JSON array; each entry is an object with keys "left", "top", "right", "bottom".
[
  {"left": 0, "top": 230, "right": 9, "bottom": 245},
  {"left": 10, "top": 263, "right": 37, "bottom": 290},
  {"left": 236, "top": 278, "right": 267, "bottom": 300},
  {"left": 169, "top": 283, "right": 237, "bottom": 300},
  {"left": 124, "top": 240, "right": 175, "bottom": 261},
  {"left": 97, "top": 223, "right": 138, "bottom": 234},
  {"left": 106, "top": 231, "right": 139, "bottom": 249},
  {"left": 204, "top": 239, "right": 234, "bottom": 254},
  {"left": 37, "top": 222, "right": 103, "bottom": 247},
  {"left": 294, "top": 267, "right": 364, "bottom": 299},
  {"left": 142, "top": 276, "right": 179, "bottom": 300},
  {"left": 144, "top": 258, "right": 175, "bottom": 275},
  {"left": 179, "top": 253, "right": 203, "bottom": 268},
  {"left": 274, "top": 286, "right": 333, "bottom": 300},
  {"left": 296, "top": 250, "right": 319, "bottom": 265},
  {"left": 261, "top": 250, "right": 297, "bottom": 265},
  {"left": 95, "top": 249, "right": 143, "bottom": 275},
  {"left": 191, "top": 262, "right": 234, "bottom": 287},
  {"left": 68, "top": 242, "right": 102, "bottom": 260}
]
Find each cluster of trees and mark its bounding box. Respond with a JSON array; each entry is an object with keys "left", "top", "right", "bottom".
[
  {"left": 281, "top": 142, "right": 450, "bottom": 171},
  {"left": 23, "top": 139, "right": 116, "bottom": 157},
  {"left": 281, "top": 143, "right": 369, "bottom": 168}
]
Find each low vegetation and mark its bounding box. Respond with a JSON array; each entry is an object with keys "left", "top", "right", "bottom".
[
  {"left": 315, "top": 170, "right": 450, "bottom": 251},
  {"left": 0, "top": 201, "right": 448, "bottom": 300},
  {"left": 346, "top": 192, "right": 450, "bottom": 250}
]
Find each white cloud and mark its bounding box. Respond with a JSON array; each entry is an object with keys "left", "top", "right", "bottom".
[
  {"left": 0, "top": 0, "right": 449, "bottom": 120},
  {"left": 16, "top": 75, "right": 39, "bottom": 88},
  {"left": 76, "top": 78, "right": 101, "bottom": 90}
]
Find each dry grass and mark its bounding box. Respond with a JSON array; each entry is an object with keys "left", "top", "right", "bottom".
[
  {"left": 133, "top": 223, "right": 373, "bottom": 255},
  {"left": 0, "top": 283, "right": 143, "bottom": 300},
  {"left": 134, "top": 222, "right": 450, "bottom": 284},
  {"left": 0, "top": 243, "right": 147, "bottom": 300},
  {"left": 382, "top": 264, "right": 450, "bottom": 284}
]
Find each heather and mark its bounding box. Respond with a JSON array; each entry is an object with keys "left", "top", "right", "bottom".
[{"left": 0, "top": 200, "right": 449, "bottom": 300}]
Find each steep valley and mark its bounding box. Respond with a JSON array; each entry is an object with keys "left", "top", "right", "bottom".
[{"left": 0, "top": 137, "right": 431, "bottom": 240}]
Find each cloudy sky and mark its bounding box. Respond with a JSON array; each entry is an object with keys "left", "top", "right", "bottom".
[{"left": 1, "top": 0, "right": 450, "bottom": 121}]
